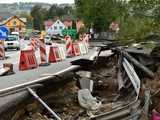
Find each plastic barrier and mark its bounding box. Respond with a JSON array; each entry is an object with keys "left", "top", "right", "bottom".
[
  {"left": 30, "top": 37, "right": 39, "bottom": 51},
  {"left": 65, "top": 35, "right": 73, "bottom": 57},
  {"left": 72, "top": 43, "right": 80, "bottom": 56},
  {"left": 19, "top": 49, "right": 38, "bottom": 71},
  {"left": 49, "top": 46, "right": 61, "bottom": 63},
  {"left": 79, "top": 42, "right": 87, "bottom": 55},
  {"left": 0, "top": 44, "right": 5, "bottom": 60},
  {"left": 58, "top": 44, "right": 66, "bottom": 60},
  {"left": 39, "top": 38, "right": 49, "bottom": 66},
  {"left": 83, "top": 42, "right": 89, "bottom": 53}
]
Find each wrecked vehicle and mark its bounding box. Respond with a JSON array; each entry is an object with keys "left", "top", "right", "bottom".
[{"left": 0, "top": 42, "right": 160, "bottom": 120}]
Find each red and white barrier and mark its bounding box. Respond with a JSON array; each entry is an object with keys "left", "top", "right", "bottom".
[
  {"left": 0, "top": 41, "right": 5, "bottom": 60},
  {"left": 58, "top": 44, "right": 66, "bottom": 60},
  {"left": 38, "top": 38, "right": 49, "bottom": 66},
  {"left": 30, "top": 37, "right": 39, "bottom": 51},
  {"left": 65, "top": 35, "right": 73, "bottom": 57}
]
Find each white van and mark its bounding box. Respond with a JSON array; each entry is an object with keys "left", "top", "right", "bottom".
[
  {"left": 4, "top": 35, "right": 20, "bottom": 51},
  {"left": 11, "top": 32, "right": 20, "bottom": 38}
]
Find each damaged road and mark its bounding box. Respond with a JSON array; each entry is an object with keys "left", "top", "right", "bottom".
[{"left": 1, "top": 43, "right": 160, "bottom": 120}]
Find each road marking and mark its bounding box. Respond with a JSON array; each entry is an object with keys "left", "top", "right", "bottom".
[{"left": 0, "top": 50, "right": 98, "bottom": 95}]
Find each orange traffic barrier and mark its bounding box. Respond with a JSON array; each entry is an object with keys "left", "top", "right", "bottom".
[
  {"left": 19, "top": 49, "right": 38, "bottom": 71},
  {"left": 49, "top": 46, "right": 61, "bottom": 63},
  {"left": 39, "top": 38, "right": 49, "bottom": 66},
  {"left": 65, "top": 35, "right": 73, "bottom": 57},
  {"left": 0, "top": 41, "right": 5, "bottom": 60},
  {"left": 72, "top": 43, "right": 80, "bottom": 56},
  {"left": 30, "top": 37, "right": 39, "bottom": 51}
]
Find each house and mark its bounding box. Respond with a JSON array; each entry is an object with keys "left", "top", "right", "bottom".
[
  {"left": 44, "top": 20, "right": 53, "bottom": 31},
  {"left": 63, "top": 18, "right": 73, "bottom": 29},
  {"left": 1, "top": 15, "right": 26, "bottom": 34},
  {"left": 47, "top": 19, "right": 65, "bottom": 36}
]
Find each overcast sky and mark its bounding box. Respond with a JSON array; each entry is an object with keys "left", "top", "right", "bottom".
[{"left": 0, "top": 0, "right": 74, "bottom": 4}]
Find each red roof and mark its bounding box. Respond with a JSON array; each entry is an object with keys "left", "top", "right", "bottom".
[{"left": 44, "top": 20, "right": 53, "bottom": 27}]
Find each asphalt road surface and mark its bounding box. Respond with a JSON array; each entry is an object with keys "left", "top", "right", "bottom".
[{"left": 0, "top": 40, "right": 97, "bottom": 93}]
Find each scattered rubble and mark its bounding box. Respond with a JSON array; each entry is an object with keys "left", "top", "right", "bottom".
[{"left": 1, "top": 44, "right": 160, "bottom": 120}]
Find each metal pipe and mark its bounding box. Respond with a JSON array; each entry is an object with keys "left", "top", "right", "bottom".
[{"left": 27, "top": 87, "right": 61, "bottom": 120}]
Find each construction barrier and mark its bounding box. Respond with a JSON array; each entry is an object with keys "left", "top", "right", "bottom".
[
  {"left": 30, "top": 37, "right": 39, "bottom": 51},
  {"left": 78, "top": 42, "right": 87, "bottom": 55},
  {"left": 83, "top": 42, "right": 89, "bottom": 53},
  {"left": 0, "top": 40, "right": 5, "bottom": 60},
  {"left": 58, "top": 44, "right": 66, "bottom": 60},
  {"left": 19, "top": 49, "right": 38, "bottom": 71},
  {"left": 49, "top": 46, "right": 61, "bottom": 63},
  {"left": 72, "top": 43, "right": 80, "bottom": 56},
  {"left": 65, "top": 36, "right": 73, "bottom": 57},
  {"left": 83, "top": 33, "right": 90, "bottom": 44},
  {"left": 38, "top": 38, "right": 49, "bottom": 66}
]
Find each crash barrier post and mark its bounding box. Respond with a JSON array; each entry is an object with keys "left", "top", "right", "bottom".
[
  {"left": 19, "top": 49, "right": 38, "bottom": 71},
  {"left": 72, "top": 43, "right": 80, "bottom": 56},
  {"left": 65, "top": 35, "right": 73, "bottom": 57},
  {"left": 30, "top": 37, "right": 39, "bottom": 51},
  {"left": 49, "top": 45, "right": 61, "bottom": 63},
  {"left": 38, "top": 38, "right": 49, "bottom": 66},
  {"left": 0, "top": 40, "right": 5, "bottom": 60}
]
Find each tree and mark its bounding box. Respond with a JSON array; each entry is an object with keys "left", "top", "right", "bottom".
[
  {"left": 47, "top": 4, "right": 73, "bottom": 19},
  {"left": 75, "top": 0, "right": 126, "bottom": 32},
  {"left": 19, "top": 11, "right": 33, "bottom": 28},
  {"left": 31, "top": 5, "right": 47, "bottom": 30}
]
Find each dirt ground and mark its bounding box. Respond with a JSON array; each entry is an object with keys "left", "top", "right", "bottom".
[{"left": 11, "top": 56, "right": 160, "bottom": 120}]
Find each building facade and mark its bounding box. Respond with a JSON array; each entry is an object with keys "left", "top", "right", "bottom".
[
  {"left": 2, "top": 16, "right": 26, "bottom": 34},
  {"left": 47, "top": 19, "right": 65, "bottom": 36}
]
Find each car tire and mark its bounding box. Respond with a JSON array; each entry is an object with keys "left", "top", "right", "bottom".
[{"left": 17, "top": 47, "right": 20, "bottom": 51}]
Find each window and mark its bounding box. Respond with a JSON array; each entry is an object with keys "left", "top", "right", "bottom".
[
  {"left": 13, "top": 20, "right": 16, "bottom": 26},
  {"left": 54, "top": 26, "right": 57, "bottom": 30},
  {"left": 59, "top": 26, "right": 63, "bottom": 29}
]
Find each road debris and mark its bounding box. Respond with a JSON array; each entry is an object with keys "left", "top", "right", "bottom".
[
  {"left": 0, "top": 63, "right": 14, "bottom": 76},
  {"left": 78, "top": 89, "right": 101, "bottom": 111},
  {"left": 1, "top": 43, "right": 160, "bottom": 120}
]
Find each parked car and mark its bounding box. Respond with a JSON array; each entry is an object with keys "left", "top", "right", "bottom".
[
  {"left": 45, "top": 35, "right": 52, "bottom": 45},
  {"left": 4, "top": 35, "right": 20, "bottom": 51},
  {"left": 11, "top": 31, "right": 20, "bottom": 39}
]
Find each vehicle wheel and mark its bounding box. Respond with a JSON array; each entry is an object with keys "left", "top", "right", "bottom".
[{"left": 17, "top": 47, "right": 20, "bottom": 51}]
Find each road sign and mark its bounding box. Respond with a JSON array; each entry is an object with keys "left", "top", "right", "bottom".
[
  {"left": 0, "top": 26, "right": 9, "bottom": 39},
  {"left": 62, "top": 29, "right": 77, "bottom": 36}
]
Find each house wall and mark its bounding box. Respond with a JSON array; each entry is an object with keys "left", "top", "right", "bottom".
[
  {"left": 5, "top": 16, "right": 26, "bottom": 33},
  {"left": 47, "top": 20, "right": 65, "bottom": 35},
  {"left": 63, "top": 20, "right": 73, "bottom": 28}
]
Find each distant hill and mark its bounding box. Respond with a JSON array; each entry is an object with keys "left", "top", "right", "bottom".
[{"left": 0, "top": 2, "right": 73, "bottom": 20}]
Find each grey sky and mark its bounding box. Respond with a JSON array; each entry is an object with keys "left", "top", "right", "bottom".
[{"left": 0, "top": 0, "right": 74, "bottom": 4}]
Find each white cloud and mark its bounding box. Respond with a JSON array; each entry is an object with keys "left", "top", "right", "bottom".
[{"left": 0, "top": 0, "right": 74, "bottom": 4}]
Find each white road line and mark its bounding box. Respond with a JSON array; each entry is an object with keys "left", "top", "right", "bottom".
[{"left": 0, "top": 50, "right": 98, "bottom": 94}]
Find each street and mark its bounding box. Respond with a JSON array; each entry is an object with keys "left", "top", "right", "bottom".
[{"left": 0, "top": 40, "right": 97, "bottom": 93}]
